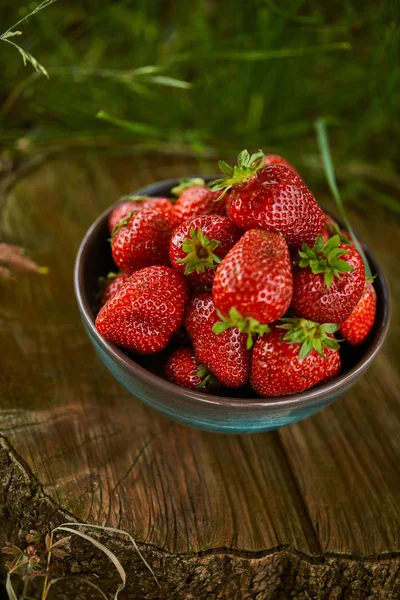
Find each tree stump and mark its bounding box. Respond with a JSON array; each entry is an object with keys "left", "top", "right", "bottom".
[{"left": 0, "top": 153, "right": 399, "bottom": 599}]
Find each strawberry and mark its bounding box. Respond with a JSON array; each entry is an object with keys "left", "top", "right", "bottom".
[
  {"left": 212, "top": 150, "right": 325, "bottom": 248},
  {"left": 263, "top": 154, "right": 298, "bottom": 174},
  {"left": 95, "top": 266, "right": 189, "bottom": 354},
  {"left": 212, "top": 229, "right": 293, "bottom": 348},
  {"left": 339, "top": 280, "right": 377, "bottom": 345},
  {"left": 171, "top": 178, "right": 226, "bottom": 225},
  {"left": 321, "top": 213, "right": 352, "bottom": 245},
  {"left": 165, "top": 347, "right": 220, "bottom": 392},
  {"left": 98, "top": 272, "right": 129, "bottom": 307},
  {"left": 108, "top": 196, "right": 173, "bottom": 234},
  {"left": 111, "top": 207, "right": 174, "bottom": 274},
  {"left": 250, "top": 320, "right": 341, "bottom": 397},
  {"left": 291, "top": 234, "right": 365, "bottom": 324},
  {"left": 185, "top": 293, "right": 251, "bottom": 388},
  {"left": 169, "top": 215, "right": 241, "bottom": 287}
]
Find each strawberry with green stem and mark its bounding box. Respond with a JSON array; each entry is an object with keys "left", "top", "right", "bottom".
[
  {"left": 98, "top": 271, "right": 129, "bottom": 307},
  {"left": 165, "top": 347, "right": 221, "bottom": 392},
  {"left": 211, "top": 149, "right": 325, "bottom": 249},
  {"left": 111, "top": 207, "right": 174, "bottom": 274},
  {"left": 250, "top": 319, "right": 341, "bottom": 397},
  {"left": 263, "top": 154, "right": 298, "bottom": 174},
  {"left": 171, "top": 178, "right": 226, "bottom": 225},
  {"left": 322, "top": 214, "right": 352, "bottom": 245},
  {"left": 169, "top": 215, "right": 241, "bottom": 286},
  {"left": 212, "top": 229, "right": 293, "bottom": 349},
  {"left": 108, "top": 195, "right": 173, "bottom": 234},
  {"left": 292, "top": 234, "right": 365, "bottom": 324},
  {"left": 185, "top": 293, "right": 251, "bottom": 388}
]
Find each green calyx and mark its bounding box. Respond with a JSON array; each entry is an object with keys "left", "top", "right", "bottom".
[
  {"left": 119, "top": 194, "right": 148, "bottom": 202},
  {"left": 195, "top": 364, "right": 220, "bottom": 389},
  {"left": 212, "top": 307, "right": 270, "bottom": 350},
  {"left": 97, "top": 271, "right": 119, "bottom": 295},
  {"left": 325, "top": 218, "right": 353, "bottom": 245},
  {"left": 177, "top": 227, "right": 222, "bottom": 275},
  {"left": 110, "top": 211, "right": 135, "bottom": 240},
  {"left": 298, "top": 234, "right": 353, "bottom": 289},
  {"left": 171, "top": 177, "right": 206, "bottom": 197},
  {"left": 210, "top": 149, "right": 265, "bottom": 200},
  {"left": 277, "top": 317, "right": 341, "bottom": 359}
]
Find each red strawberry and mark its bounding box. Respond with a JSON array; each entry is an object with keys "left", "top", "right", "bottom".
[
  {"left": 291, "top": 234, "right": 365, "bottom": 324},
  {"left": 108, "top": 196, "right": 173, "bottom": 234},
  {"left": 321, "top": 348, "right": 342, "bottom": 384},
  {"left": 339, "top": 281, "right": 377, "bottom": 345},
  {"left": 96, "top": 266, "right": 189, "bottom": 354},
  {"left": 263, "top": 154, "right": 298, "bottom": 174},
  {"left": 185, "top": 293, "right": 251, "bottom": 388},
  {"left": 164, "top": 347, "right": 220, "bottom": 392},
  {"left": 111, "top": 207, "right": 174, "bottom": 274},
  {"left": 250, "top": 320, "right": 341, "bottom": 397},
  {"left": 212, "top": 150, "right": 324, "bottom": 248},
  {"left": 212, "top": 229, "right": 293, "bottom": 347},
  {"left": 98, "top": 272, "right": 129, "bottom": 307},
  {"left": 321, "top": 213, "right": 352, "bottom": 245},
  {"left": 169, "top": 215, "right": 241, "bottom": 287},
  {"left": 171, "top": 178, "right": 226, "bottom": 225}
]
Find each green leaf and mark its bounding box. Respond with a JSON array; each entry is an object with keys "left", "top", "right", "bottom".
[
  {"left": 196, "top": 364, "right": 208, "bottom": 379},
  {"left": 246, "top": 333, "right": 254, "bottom": 349},
  {"left": 299, "top": 338, "right": 313, "bottom": 358},
  {"left": 238, "top": 149, "right": 250, "bottom": 167},
  {"left": 314, "top": 235, "right": 325, "bottom": 252},
  {"left": 324, "top": 271, "right": 334, "bottom": 289},
  {"left": 149, "top": 75, "right": 192, "bottom": 89},
  {"left": 321, "top": 323, "right": 339, "bottom": 333},
  {"left": 329, "top": 247, "right": 347, "bottom": 259},
  {"left": 323, "top": 337, "right": 341, "bottom": 349},
  {"left": 331, "top": 259, "right": 353, "bottom": 272},
  {"left": 323, "top": 234, "right": 340, "bottom": 253},
  {"left": 171, "top": 178, "right": 206, "bottom": 196},
  {"left": 299, "top": 258, "right": 310, "bottom": 268},
  {"left": 315, "top": 119, "right": 372, "bottom": 278},
  {"left": 97, "top": 111, "right": 161, "bottom": 137},
  {"left": 212, "top": 321, "right": 231, "bottom": 334},
  {"left": 218, "top": 161, "right": 234, "bottom": 176},
  {"left": 312, "top": 338, "right": 325, "bottom": 357},
  {"left": 210, "top": 149, "right": 265, "bottom": 195}
]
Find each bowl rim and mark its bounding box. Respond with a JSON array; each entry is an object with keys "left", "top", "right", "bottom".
[{"left": 74, "top": 176, "right": 392, "bottom": 410}]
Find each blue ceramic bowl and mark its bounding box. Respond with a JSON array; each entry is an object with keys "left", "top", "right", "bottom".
[{"left": 74, "top": 178, "right": 391, "bottom": 434}]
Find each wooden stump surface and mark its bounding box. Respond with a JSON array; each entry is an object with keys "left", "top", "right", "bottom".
[{"left": 0, "top": 153, "right": 399, "bottom": 599}]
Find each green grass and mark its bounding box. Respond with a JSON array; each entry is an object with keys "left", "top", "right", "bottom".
[{"left": 0, "top": 0, "right": 399, "bottom": 213}]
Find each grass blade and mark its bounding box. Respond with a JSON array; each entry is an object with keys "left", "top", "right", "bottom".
[
  {"left": 149, "top": 75, "right": 192, "bottom": 89},
  {"left": 57, "top": 522, "right": 159, "bottom": 586},
  {"left": 172, "top": 42, "right": 351, "bottom": 63},
  {"left": 5, "top": 573, "right": 18, "bottom": 600},
  {"left": 96, "top": 111, "right": 161, "bottom": 137},
  {"left": 47, "top": 576, "right": 109, "bottom": 600},
  {"left": 315, "top": 118, "right": 372, "bottom": 277},
  {"left": 54, "top": 526, "right": 126, "bottom": 599},
  {"left": 0, "top": 0, "right": 58, "bottom": 39}
]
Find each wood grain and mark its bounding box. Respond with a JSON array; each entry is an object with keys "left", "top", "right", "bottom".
[
  {"left": 278, "top": 207, "right": 400, "bottom": 557},
  {"left": 0, "top": 153, "right": 399, "bottom": 597}
]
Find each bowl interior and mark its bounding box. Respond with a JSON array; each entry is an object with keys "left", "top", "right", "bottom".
[{"left": 76, "top": 177, "right": 391, "bottom": 405}]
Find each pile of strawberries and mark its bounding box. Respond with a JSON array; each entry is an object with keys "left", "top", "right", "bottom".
[{"left": 95, "top": 151, "right": 377, "bottom": 397}]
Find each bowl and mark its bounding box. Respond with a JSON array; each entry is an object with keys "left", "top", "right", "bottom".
[{"left": 74, "top": 177, "right": 391, "bottom": 434}]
